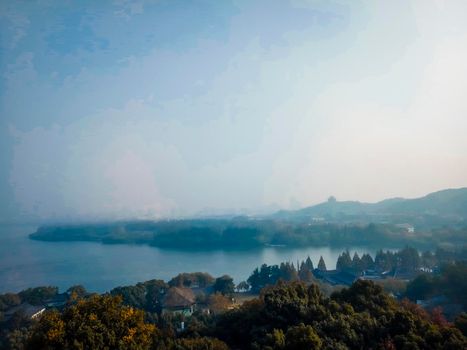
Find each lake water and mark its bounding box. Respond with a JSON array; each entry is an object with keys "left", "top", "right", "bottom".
[{"left": 0, "top": 225, "right": 380, "bottom": 294}]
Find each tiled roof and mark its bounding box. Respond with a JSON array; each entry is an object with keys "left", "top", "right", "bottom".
[{"left": 163, "top": 287, "right": 195, "bottom": 308}]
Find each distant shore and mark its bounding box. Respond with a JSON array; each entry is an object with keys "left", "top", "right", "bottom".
[{"left": 29, "top": 218, "right": 467, "bottom": 251}]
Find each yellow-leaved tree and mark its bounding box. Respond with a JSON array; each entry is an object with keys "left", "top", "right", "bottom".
[{"left": 27, "top": 294, "right": 155, "bottom": 350}]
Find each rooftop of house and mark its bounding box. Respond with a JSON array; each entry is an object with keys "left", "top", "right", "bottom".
[
  {"left": 313, "top": 269, "right": 359, "bottom": 286},
  {"left": 163, "top": 287, "right": 195, "bottom": 309}
]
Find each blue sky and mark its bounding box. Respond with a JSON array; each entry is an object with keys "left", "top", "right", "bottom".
[{"left": 1, "top": 0, "right": 466, "bottom": 222}]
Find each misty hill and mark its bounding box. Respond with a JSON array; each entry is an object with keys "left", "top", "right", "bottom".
[
  {"left": 273, "top": 188, "right": 467, "bottom": 224},
  {"left": 29, "top": 188, "right": 467, "bottom": 250}
]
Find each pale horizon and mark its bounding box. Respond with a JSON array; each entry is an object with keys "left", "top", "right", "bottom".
[{"left": 1, "top": 0, "right": 467, "bottom": 223}]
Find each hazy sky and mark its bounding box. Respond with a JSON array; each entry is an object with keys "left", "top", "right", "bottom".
[{"left": 1, "top": 0, "right": 466, "bottom": 222}]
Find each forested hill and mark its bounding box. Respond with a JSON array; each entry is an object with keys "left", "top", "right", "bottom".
[
  {"left": 273, "top": 187, "right": 467, "bottom": 223},
  {"left": 29, "top": 188, "right": 467, "bottom": 249}
]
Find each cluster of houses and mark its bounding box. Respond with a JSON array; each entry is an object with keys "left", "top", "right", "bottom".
[
  {"left": 2, "top": 283, "right": 228, "bottom": 323},
  {"left": 2, "top": 287, "right": 199, "bottom": 322},
  {"left": 313, "top": 266, "right": 423, "bottom": 287},
  {"left": 3, "top": 272, "right": 461, "bottom": 324},
  {"left": 160, "top": 266, "right": 424, "bottom": 318}
]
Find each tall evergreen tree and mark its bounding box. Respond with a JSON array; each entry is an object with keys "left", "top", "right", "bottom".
[
  {"left": 361, "top": 253, "right": 375, "bottom": 270},
  {"left": 318, "top": 256, "right": 327, "bottom": 271},
  {"left": 336, "top": 250, "right": 352, "bottom": 271},
  {"left": 299, "top": 261, "right": 314, "bottom": 282},
  {"left": 247, "top": 267, "right": 261, "bottom": 292},
  {"left": 280, "top": 262, "right": 298, "bottom": 281},
  {"left": 352, "top": 252, "right": 364, "bottom": 272},
  {"left": 397, "top": 246, "right": 421, "bottom": 271},
  {"left": 375, "top": 250, "right": 395, "bottom": 272},
  {"left": 305, "top": 256, "right": 314, "bottom": 270}
]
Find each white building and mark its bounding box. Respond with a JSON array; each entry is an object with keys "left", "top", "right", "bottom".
[{"left": 396, "top": 223, "right": 415, "bottom": 233}]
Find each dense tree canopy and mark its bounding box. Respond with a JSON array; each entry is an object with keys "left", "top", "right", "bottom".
[
  {"left": 406, "top": 261, "right": 467, "bottom": 307},
  {"left": 110, "top": 279, "right": 168, "bottom": 313},
  {"left": 31, "top": 219, "right": 467, "bottom": 250},
  {"left": 1, "top": 278, "right": 467, "bottom": 349},
  {"left": 18, "top": 287, "right": 58, "bottom": 306},
  {"left": 2, "top": 246, "right": 467, "bottom": 349},
  {"left": 27, "top": 295, "right": 155, "bottom": 350},
  {"left": 214, "top": 280, "right": 466, "bottom": 349},
  {"left": 168, "top": 272, "right": 215, "bottom": 288}
]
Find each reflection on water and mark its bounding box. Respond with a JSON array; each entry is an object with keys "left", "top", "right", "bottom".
[{"left": 0, "top": 225, "right": 380, "bottom": 293}]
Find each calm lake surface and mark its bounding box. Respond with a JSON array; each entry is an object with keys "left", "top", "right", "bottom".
[{"left": 0, "top": 225, "right": 381, "bottom": 294}]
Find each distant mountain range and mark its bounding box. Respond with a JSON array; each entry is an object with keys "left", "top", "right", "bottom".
[{"left": 272, "top": 188, "right": 467, "bottom": 225}]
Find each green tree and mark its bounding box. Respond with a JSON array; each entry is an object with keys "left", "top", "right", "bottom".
[
  {"left": 405, "top": 274, "right": 436, "bottom": 301},
  {"left": 67, "top": 285, "right": 87, "bottom": 301},
  {"left": 4, "top": 327, "right": 31, "bottom": 350},
  {"left": 174, "top": 336, "right": 229, "bottom": 350},
  {"left": 143, "top": 279, "right": 168, "bottom": 313},
  {"left": 317, "top": 256, "right": 327, "bottom": 271},
  {"left": 110, "top": 284, "right": 146, "bottom": 309},
  {"left": 279, "top": 262, "right": 298, "bottom": 282},
  {"left": 299, "top": 262, "right": 314, "bottom": 282},
  {"left": 440, "top": 262, "right": 467, "bottom": 307},
  {"left": 285, "top": 323, "right": 322, "bottom": 350},
  {"left": 0, "top": 293, "right": 21, "bottom": 311},
  {"left": 215, "top": 280, "right": 467, "bottom": 349},
  {"left": 236, "top": 281, "right": 250, "bottom": 292},
  {"left": 247, "top": 267, "right": 262, "bottom": 292},
  {"left": 213, "top": 275, "right": 235, "bottom": 296},
  {"left": 360, "top": 253, "right": 375, "bottom": 270},
  {"left": 332, "top": 279, "right": 395, "bottom": 316},
  {"left": 455, "top": 312, "right": 467, "bottom": 336},
  {"left": 397, "top": 246, "right": 421, "bottom": 271},
  {"left": 352, "top": 252, "right": 364, "bottom": 272},
  {"left": 305, "top": 256, "right": 314, "bottom": 270},
  {"left": 264, "top": 328, "right": 286, "bottom": 349},
  {"left": 18, "top": 286, "right": 58, "bottom": 306},
  {"left": 168, "top": 272, "right": 215, "bottom": 288},
  {"left": 336, "top": 250, "right": 352, "bottom": 271},
  {"left": 375, "top": 250, "right": 395, "bottom": 272}
]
